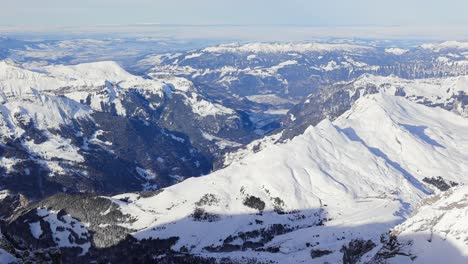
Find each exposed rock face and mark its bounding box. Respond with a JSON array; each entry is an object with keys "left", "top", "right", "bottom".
[
  {"left": 422, "top": 176, "right": 459, "bottom": 191},
  {"left": 340, "top": 239, "right": 376, "bottom": 264},
  {"left": 243, "top": 196, "right": 266, "bottom": 212},
  {"left": 310, "top": 248, "right": 333, "bottom": 259}
]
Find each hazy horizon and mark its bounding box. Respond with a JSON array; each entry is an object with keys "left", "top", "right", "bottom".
[
  {"left": 2, "top": 0, "right": 468, "bottom": 41},
  {"left": 2, "top": 24, "right": 468, "bottom": 43},
  {"left": 2, "top": 0, "right": 468, "bottom": 27}
]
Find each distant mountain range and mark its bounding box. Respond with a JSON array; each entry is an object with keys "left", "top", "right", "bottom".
[
  {"left": 141, "top": 41, "right": 468, "bottom": 111},
  {"left": 0, "top": 40, "right": 468, "bottom": 263}
]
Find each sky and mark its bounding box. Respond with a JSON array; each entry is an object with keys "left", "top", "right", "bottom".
[
  {"left": 1, "top": 0, "right": 468, "bottom": 41},
  {"left": 1, "top": 0, "right": 468, "bottom": 27}
]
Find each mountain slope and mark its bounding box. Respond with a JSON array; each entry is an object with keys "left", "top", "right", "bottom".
[
  {"left": 373, "top": 186, "right": 468, "bottom": 263},
  {"left": 0, "top": 60, "right": 256, "bottom": 198},
  {"left": 282, "top": 74, "right": 468, "bottom": 140},
  {"left": 3, "top": 92, "right": 467, "bottom": 263}
]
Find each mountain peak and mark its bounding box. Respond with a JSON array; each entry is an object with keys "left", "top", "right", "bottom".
[
  {"left": 202, "top": 42, "right": 373, "bottom": 53},
  {"left": 421, "top": 41, "right": 468, "bottom": 51},
  {"left": 43, "top": 61, "right": 134, "bottom": 83}
]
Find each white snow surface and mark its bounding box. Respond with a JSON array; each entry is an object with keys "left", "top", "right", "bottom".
[
  {"left": 36, "top": 208, "right": 91, "bottom": 255},
  {"left": 421, "top": 41, "right": 468, "bottom": 52},
  {"left": 390, "top": 186, "right": 468, "bottom": 263},
  {"left": 104, "top": 93, "right": 468, "bottom": 263},
  {"left": 29, "top": 221, "right": 43, "bottom": 239},
  {"left": 385, "top": 47, "right": 409, "bottom": 55},
  {"left": 202, "top": 42, "right": 373, "bottom": 53}
]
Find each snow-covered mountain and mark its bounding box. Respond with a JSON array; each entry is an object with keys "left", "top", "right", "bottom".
[
  {"left": 282, "top": 74, "right": 468, "bottom": 140},
  {"left": 138, "top": 42, "right": 379, "bottom": 111},
  {"left": 2, "top": 89, "right": 467, "bottom": 263},
  {"left": 139, "top": 41, "right": 468, "bottom": 120},
  {"left": 1, "top": 40, "right": 468, "bottom": 263},
  {"left": 0, "top": 60, "right": 258, "bottom": 198}
]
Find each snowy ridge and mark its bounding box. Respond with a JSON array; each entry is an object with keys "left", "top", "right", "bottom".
[
  {"left": 221, "top": 131, "right": 283, "bottom": 167},
  {"left": 282, "top": 73, "right": 468, "bottom": 142},
  {"left": 202, "top": 42, "right": 373, "bottom": 53},
  {"left": 45, "top": 62, "right": 235, "bottom": 118},
  {"left": 348, "top": 74, "right": 468, "bottom": 117},
  {"left": 0, "top": 60, "right": 163, "bottom": 98},
  {"left": 0, "top": 60, "right": 65, "bottom": 99},
  {"left": 385, "top": 47, "right": 409, "bottom": 55},
  {"left": 421, "top": 41, "right": 468, "bottom": 52},
  {"left": 44, "top": 61, "right": 137, "bottom": 83},
  {"left": 0, "top": 60, "right": 235, "bottom": 118},
  {"left": 354, "top": 74, "right": 468, "bottom": 97},
  {"left": 96, "top": 93, "right": 468, "bottom": 263},
  {"left": 335, "top": 93, "right": 468, "bottom": 187}
]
